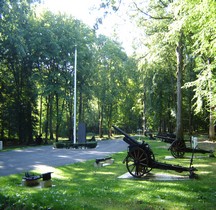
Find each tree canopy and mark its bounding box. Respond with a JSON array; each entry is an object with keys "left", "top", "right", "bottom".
[
  {"left": 96, "top": 0, "right": 216, "bottom": 140},
  {"left": 0, "top": 0, "right": 215, "bottom": 144}
]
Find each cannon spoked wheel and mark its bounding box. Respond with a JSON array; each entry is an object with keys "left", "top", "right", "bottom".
[
  {"left": 126, "top": 147, "right": 151, "bottom": 178},
  {"left": 169, "top": 140, "right": 186, "bottom": 158}
]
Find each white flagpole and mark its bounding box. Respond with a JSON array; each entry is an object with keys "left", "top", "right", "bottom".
[{"left": 73, "top": 45, "right": 77, "bottom": 144}]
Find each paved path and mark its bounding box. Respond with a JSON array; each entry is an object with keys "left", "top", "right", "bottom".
[{"left": 0, "top": 140, "right": 127, "bottom": 176}]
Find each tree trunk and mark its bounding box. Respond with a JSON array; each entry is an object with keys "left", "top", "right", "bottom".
[
  {"left": 26, "top": 101, "right": 34, "bottom": 144},
  {"left": 68, "top": 103, "right": 73, "bottom": 141},
  {"left": 142, "top": 90, "right": 147, "bottom": 134},
  {"left": 209, "top": 107, "right": 215, "bottom": 141},
  {"left": 78, "top": 89, "right": 83, "bottom": 122},
  {"left": 55, "top": 93, "right": 59, "bottom": 142},
  {"left": 49, "top": 94, "right": 54, "bottom": 140},
  {"left": 45, "top": 96, "right": 49, "bottom": 143},
  {"left": 98, "top": 101, "right": 103, "bottom": 138},
  {"left": 176, "top": 32, "right": 184, "bottom": 140},
  {"left": 208, "top": 59, "right": 215, "bottom": 141},
  {"left": 188, "top": 93, "right": 192, "bottom": 136},
  {"left": 39, "top": 95, "right": 42, "bottom": 135},
  {"left": 107, "top": 105, "right": 113, "bottom": 138},
  {"left": 66, "top": 85, "right": 73, "bottom": 141}
]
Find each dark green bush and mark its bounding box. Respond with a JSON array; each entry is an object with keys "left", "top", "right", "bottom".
[{"left": 53, "top": 141, "right": 97, "bottom": 149}]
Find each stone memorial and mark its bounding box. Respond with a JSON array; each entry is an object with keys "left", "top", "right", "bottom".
[{"left": 78, "top": 122, "right": 86, "bottom": 143}]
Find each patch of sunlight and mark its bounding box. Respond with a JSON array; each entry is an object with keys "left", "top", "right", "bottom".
[
  {"left": 157, "top": 146, "right": 169, "bottom": 149},
  {"left": 157, "top": 187, "right": 194, "bottom": 198},
  {"left": 84, "top": 177, "right": 96, "bottom": 181},
  {"left": 57, "top": 155, "right": 70, "bottom": 158},
  {"left": 33, "top": 164, "right": 65, "bottom": 179},
  {"left": 95, "top": 171, "right": 115, "bottom": 175},
  {"left": 72, "top": 167, "right": 85, "bottom": 171},
  {"left": 194, "top": 164, "right": 211, "bottom": 168},
  {"left": 74, "top": 158, "right": 86, "bottom": 162},
  {"left": 14, "top": 149, "right": 24, "bottom": 152},
  {"left": 199, "top": 171, "right": 212, "bottom": 175},
  {"left": 0, "top": 160, "right": 3, "bottom": 169}
]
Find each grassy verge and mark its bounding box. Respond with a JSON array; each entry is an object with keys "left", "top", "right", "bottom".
[{"left": 0, "top": 139, "right": 215, "bottom": 210}]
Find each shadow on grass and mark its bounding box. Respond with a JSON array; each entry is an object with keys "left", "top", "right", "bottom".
[{"left": 0, "top": 143, "right": 216, "bottom": 210}]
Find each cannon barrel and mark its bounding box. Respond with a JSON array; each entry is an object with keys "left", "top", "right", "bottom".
[
  {"left": 156, "top": 135, "right": 175, "bottom": 143},
  {"left": 113, "top": 125, "right": 198, "bottom": 178},
  {"left": 112, "top": 125, "right": 141, "bottom": 146}
]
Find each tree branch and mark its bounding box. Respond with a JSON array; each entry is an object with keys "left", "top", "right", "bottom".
[
  {"left": 158, "top": 0, "right": 168, "bottom": 7},
  {"left": 133, "top": 2, "right": 172, "bottom": 20}
]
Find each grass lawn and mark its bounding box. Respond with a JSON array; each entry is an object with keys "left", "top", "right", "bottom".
[{"left": 0, "top": 138, "right": 216, "bottom": 210}]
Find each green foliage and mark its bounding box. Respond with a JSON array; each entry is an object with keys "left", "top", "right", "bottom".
[
  {"left": 0, "top": 1, "right": 139, "bottom": 142},
  {"left": 181, "top": 0, "right": 216, "bottom": 115},
  {"left": 0, "top": 0, "right": 40, "bottom": 143},
  {"left": 124, "top": 0, "right": 215, "bottom": 134},
  {"left": 0, "top": 0, "right": 215, "bottom": 144}
]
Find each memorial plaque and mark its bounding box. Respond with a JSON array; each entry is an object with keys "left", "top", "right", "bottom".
[
  {"left": 78, "top": 122, "right": 86, "bottom": 143},
  {"left": 192, "top": 136, "right": 198, "bottom": 149}
]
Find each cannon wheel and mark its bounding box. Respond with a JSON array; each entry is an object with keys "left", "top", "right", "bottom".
[
  {"left": 126, "top": 147, "right": 151, "bottom": 178},
  {"left": 169, "top": 140, "right": 186, "bottom": 158}
]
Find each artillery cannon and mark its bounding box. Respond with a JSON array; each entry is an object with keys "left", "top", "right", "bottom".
[
  {"left": 156, "top": 135, "right": 214, "bottom": 158},
  {"left": 112, "top": 125, "right": 197, "bottom": 179}
]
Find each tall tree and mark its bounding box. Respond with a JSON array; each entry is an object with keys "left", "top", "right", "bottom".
[
  {"left": 0, "top": 0, "right": 39, "bottom": 143},
  {"left": 96, "top": 0, "right": 215, "bottom": 139},
  {"left": 175, "top": 31, "right": 184, "bottom": 140},
  {"left": 180, "top": 0, "right": 216, "bottom": 140}
]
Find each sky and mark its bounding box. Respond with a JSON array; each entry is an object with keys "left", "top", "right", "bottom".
[
  {"left": 40, "top": 0, "right": 101, "bottom": 26},
  {"left": 37, "top": 0, "right": 139, "bottom": 55}
]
